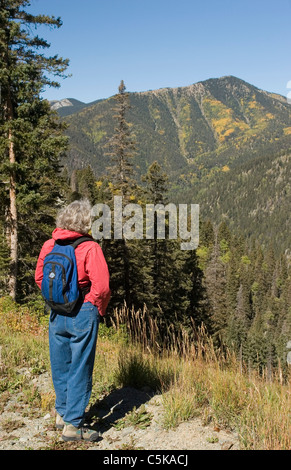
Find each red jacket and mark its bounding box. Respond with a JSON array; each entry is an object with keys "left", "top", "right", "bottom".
[{"left": 35, "top": 228, "right": 111, "bottom": 316}]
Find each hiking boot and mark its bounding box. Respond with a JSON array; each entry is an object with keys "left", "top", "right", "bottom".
[
  {"left": 55, "top": 412, "right": 65, "bottom": 430},
  {"left": 62, "top": 423, "right": 101, "bottom": 442}
]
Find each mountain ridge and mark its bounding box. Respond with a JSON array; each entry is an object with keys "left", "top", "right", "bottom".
[
  {"left": 51, "top": 75, "right": 288, "bottom": 112},
  {"left": 55, "top": 75, "right": 291, "bottom": 252},
  {"left": 60, "top": 75, "right": 291, "bottom": 175}
]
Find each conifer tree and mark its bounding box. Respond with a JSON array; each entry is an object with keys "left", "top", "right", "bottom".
[
  {"left": 225, "top": 247, "right": 241, "bottom": 315},
  {"left": 103, "top": 81, "right": 139, "bottom": 309},
  {"left": 246, "top": 311, "right": 268, "bottom": 372},
  {"left": 0, "top": 0, "right": 69, "bottom": 299},
  {"left": 183, "top": 247, "right": 209, "bottom": 330},
  {"left": 199, "top": 219, "right": 215, "bottom": 249},
  {"left": 229, "top": 282, "right": 252, "bottom": 359},
  {"left": 142, "top": 161, "right": 168, "bottom": 310},
  {"left": 70, "top": 166, "right": 98, "bottom": 203},
  {"left": 106, "top": 80, "right": 136, "bottom": 199},
  {"left": 142, "top": 161, "right": 184, "bottom": 324},
  {"left": 204, "top": 227, "right": 228, "bottom": 345}
]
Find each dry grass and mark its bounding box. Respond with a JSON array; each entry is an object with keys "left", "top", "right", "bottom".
[
  {"left": 0, "top": 298, "right": 290, "bottom": 450},
  {"left": 110, "top": 304, "right": 291, "bottom": 450}
]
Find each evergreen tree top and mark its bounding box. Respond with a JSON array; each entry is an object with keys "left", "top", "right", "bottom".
[{"left": 0, "top": 0, "right": 69, "bottom": 95}]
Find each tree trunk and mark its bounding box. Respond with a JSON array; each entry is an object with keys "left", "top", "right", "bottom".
[{"left": 6, "top": 94, "right": 18, "bottom": 300}]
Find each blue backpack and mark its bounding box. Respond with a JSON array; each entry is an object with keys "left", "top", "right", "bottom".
[{"left": 41, "top": 236, "right": 93, "bottom": 314}]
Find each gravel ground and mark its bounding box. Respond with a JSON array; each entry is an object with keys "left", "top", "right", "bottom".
[{"left": 0, "top": 370, "right": 240, "bottom": 451}]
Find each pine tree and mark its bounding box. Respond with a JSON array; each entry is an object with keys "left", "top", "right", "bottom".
[
  {"left": 246, "top": 311, "right": 268, "bottom": 373},
  {"left": 142, "top": 161, "right": 168, "bottom": 311},
  {"left": 106, "top": 80, "right": 136, "bottom": 199},
  {"left": 204, "top": 226, "right": 228, "bottom": 345},
  {"left": 0, "top": 0, "right": 69, "bottom": 299},
  {"left": 228, "top": 282, "right": 252, "bottom": 358},
  {"left": 183, "top": 247, "right": 209, "bottom": 330},
  {"left": 69, "top": 166, "right": 98, "bottom": 203},
  {"left": 199, "top": 219, "right": 215, "bottom": 249},
  {"left": 217, "top": 220, "right": 232, "bottom": 246},
  {"left": 102, "top": 81, "right": 140, "bottom": 309},
  {"left": 225, "top": 247, "right": 241, "bottom": 316},
  {"left": 0, "top": 220, "right": 10, "bottom": 295},
  {"left": 142, "top": 161, "right": 184, "bottom": 324}
]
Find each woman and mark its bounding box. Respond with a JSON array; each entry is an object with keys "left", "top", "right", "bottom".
[{"left": 35, "top": 199, "right": 110, "bottom": 442}]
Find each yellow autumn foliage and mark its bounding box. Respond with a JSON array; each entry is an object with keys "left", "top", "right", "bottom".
[
  {"left": 203, "top": 98, "right": 249, "bottom": 142},
  {"left": 222, "top": 165, "right": 230, "bottom": 172}
]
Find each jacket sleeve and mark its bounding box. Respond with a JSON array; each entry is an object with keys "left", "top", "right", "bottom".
[
  {"left": 84, "top": 243, "right": 111, "bottom": 316},
  {"left": 35, "top": 240, "right": 54, "bottom": 289}
]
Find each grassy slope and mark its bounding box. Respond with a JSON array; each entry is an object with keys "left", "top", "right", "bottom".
[{"left": 0, "top": 297, "right": 290, "bottom": 450}]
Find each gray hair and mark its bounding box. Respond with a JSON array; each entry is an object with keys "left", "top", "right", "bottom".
[{"left": 56, "top": 199, "right": 92, "bottom": 234}]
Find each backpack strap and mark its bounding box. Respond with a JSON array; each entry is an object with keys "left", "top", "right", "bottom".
[
  {"left": 71, "top": 236, "right": 94, "bottom": 301},
  {"left": 54, "top": 236, "right": 94, "bottom": 248},
  {"left": 71, "top": 236, "right": 94, "bottom": 249}
]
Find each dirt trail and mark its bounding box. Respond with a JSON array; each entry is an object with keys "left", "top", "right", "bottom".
[{"left": 0, "top": 370, "right": 240, "bottom": 451}]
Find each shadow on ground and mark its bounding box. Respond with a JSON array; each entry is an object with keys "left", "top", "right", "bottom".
[{"left": 85, "top": 386, "right": 155, "bottom": 433}]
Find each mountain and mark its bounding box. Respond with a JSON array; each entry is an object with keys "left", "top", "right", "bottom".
[
  {"left": 181, "top": 148, "right": 291, "bottom": 252},
  {"left": 60, "top": 76, "right": 291, "bottom": 175},
  {"left": 50, "top": 97, "right": 103, "bottom": 117},
  {"left": 57, "top": 76, "right": 291, "bottom": 252}
]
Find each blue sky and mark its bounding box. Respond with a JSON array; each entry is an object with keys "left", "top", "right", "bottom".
[{"left": 28, "top": 0, "right": 291, "bottom": 103}]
